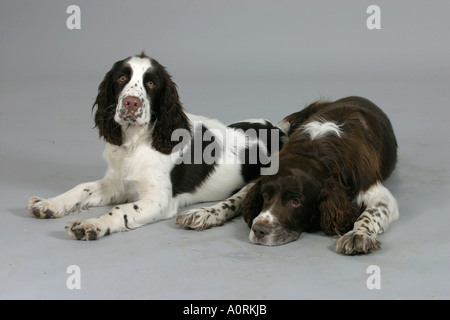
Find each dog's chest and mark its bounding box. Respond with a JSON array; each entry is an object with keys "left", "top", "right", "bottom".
[{"left": 104, "top": 140, "right": 174, "bottom": 184}]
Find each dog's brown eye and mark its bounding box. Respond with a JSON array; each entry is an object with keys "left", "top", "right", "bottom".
[
  {"left": 289, "top": 198, "right": 301, "bottom": 208},
  {"left": 146, "top": 81, "right": 155, "bottom": 89},
  {"left": 118, "top": 75, "right": 127, "bottom": 84}
]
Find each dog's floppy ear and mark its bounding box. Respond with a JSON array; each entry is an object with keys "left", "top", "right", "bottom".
[
  {"left": 93, "top": 62, "right": 123, "bottom": 146},
  {"left": 319, "top": 178, "right": 360, "bottom": 235},
  {"left": 238, "top": 180, "right": 264, "bottom": 228},
  {"left": 151, "top": 67, "right": 191, "bottom": 154}
]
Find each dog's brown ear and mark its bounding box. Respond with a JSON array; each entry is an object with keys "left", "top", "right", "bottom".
[
  {"left": 92, "top": 61, "right": 124, "bottom": 146},
  {"left": 237, "top": 180, "right": 264, "bottom": 228},
  {"left": 319, "top": 179, "right": 360, "bottom": 235},
  {"left": 150, "top": 65, "right": 191, "bottom": 154}
]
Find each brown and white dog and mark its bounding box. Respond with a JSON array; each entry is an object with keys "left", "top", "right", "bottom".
[
  {"left": 28, "top": 53, "right": 284, "bottom": 240},
  {"left": 178, "top": 96, "right": 399, "bottom": 255}
]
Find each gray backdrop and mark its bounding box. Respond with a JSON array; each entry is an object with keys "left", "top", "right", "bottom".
[{"left": 0, "top": 0, "right": 449, "bottom": 299}]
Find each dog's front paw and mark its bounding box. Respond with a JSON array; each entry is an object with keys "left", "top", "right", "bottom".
[
  {"left": 66, "top": 219, "right": 108, "bottom": 240},
  {"left": 336, "top": 230, "right": 381, "bottom": 255},
  {"left": 176, "top": 207, "right": 224, "bottom": 231},
  {"left": 27, "top": 196, "right": 61, "bottom": 219}
]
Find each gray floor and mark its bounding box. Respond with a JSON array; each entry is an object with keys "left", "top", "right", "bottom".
[{"left": 1, "top": 0, "right": 449, "bottom": 300}]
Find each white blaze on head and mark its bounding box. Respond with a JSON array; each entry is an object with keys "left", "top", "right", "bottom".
[{"left": 116, "top": 57, "right": 153, "bottom": 126}]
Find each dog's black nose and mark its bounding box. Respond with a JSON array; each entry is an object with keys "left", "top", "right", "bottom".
[
  {"left": 123, "top": 96, "right": 141, "bottom": 114},
  {"left": 252, "top": 222, "right": 271, "bottom": 239}
]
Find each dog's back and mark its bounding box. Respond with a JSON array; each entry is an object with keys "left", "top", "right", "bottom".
[{"left": 281, "top": 96, "right": 397, "bottom": 181}]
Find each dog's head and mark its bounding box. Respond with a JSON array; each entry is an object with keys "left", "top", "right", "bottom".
[
  {"left": 240, "top": 154, "right": 360, "bottom": 246},
  {"left": 93, "top": 52, "right": 191, "bottom": 153}
]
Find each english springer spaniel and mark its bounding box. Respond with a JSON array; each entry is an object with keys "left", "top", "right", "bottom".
[
  {"left": 27, "top": 52, "right": 284, "bottom": 240},
  {"left": 179, "top": 97, "right": 399, "bottom": 255}
]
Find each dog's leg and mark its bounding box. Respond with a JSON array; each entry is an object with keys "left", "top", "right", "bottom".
[
  {"left": 27, "top": 176, "right": 137, "bottom": 219},
  {"left": 65, "top": 190, "right": 176, "bottom": 240},
  {"left": 176, "top": 183, "right": 254, "bottom": 230},
  {"left": 336, "top": 182, "right": 399, "bottom": 255}
]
